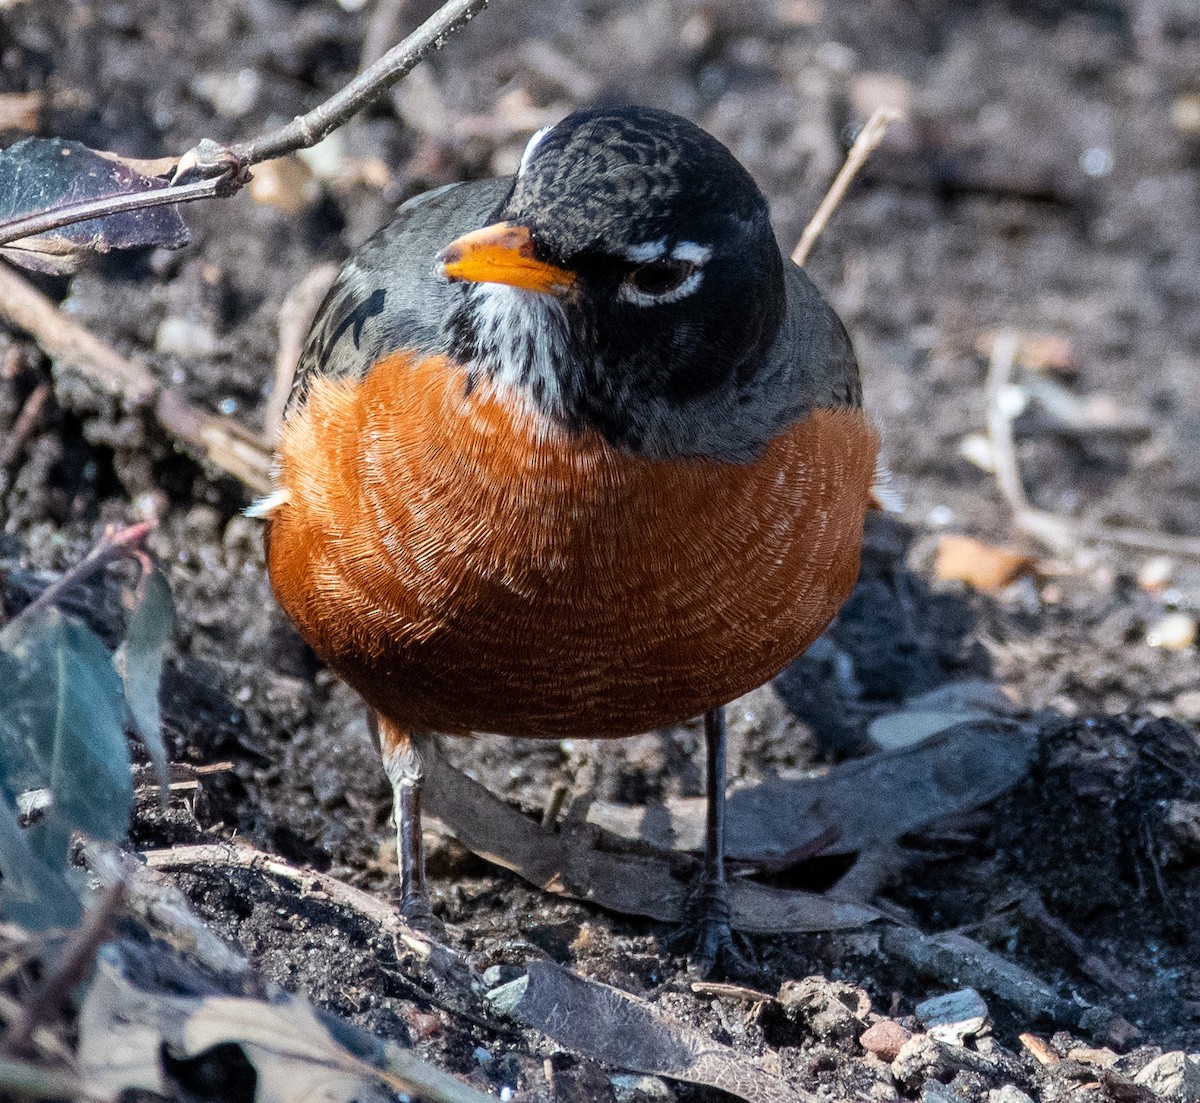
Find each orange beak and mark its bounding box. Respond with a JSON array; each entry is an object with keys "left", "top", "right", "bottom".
[{"left": 437, "top": 222, "right": 576, "bottom": 295}]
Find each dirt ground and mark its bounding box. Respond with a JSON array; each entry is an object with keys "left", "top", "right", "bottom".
[{"left": 2, "top": 0, "right": 1200, "bottom": 1100}]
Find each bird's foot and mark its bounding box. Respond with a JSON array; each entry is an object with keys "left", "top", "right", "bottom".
[
  {"left": 398, "top": 891, "right": 445, "bottom": 937},
  {"left": 669, "top": 875, "right": 753, "bottom": 979}
]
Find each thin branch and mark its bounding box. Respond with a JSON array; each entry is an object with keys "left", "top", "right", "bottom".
[
  {"left": 984, "top": 329, "right": 1200, "bottom": 559},
  {"left": 0, "top": 261, "right": 157, "bottom": 402},
  {"left": 0, "top": 262, "right": 272, "bottom": 491},
  {"left": 0, "top": 381, "right": 50, "bottom": 468},
  {"left": 0, "top": 0, "right": 489, "bottom": 249},
  {"left": 985, "top": 329, "right": 1031, "bottom": 516},
  {"left": 8, "top": 520, "right": 154, "bottom": 629},
  {"left": 792, "top": 106, "right": 902, "bottom": 267},
  {"left": 140, "top": 843, "right": 465, "bottom": 973},
  {"left": 226, "top": 0, "right": 489, "bottom": 168},
  {"left": 0, "top": 172, "right": 233, "bottom": 251},
  {"left": 7, "top": 882, "right": 125, "bottom": 1054}
]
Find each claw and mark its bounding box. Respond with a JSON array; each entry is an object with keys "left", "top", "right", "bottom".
[{"left": 669, "top": 874, "right": 754, "bottom": 978}]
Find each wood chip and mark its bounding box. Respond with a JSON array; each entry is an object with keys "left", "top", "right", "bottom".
[
  {"left": 935, "top": 534, "right": 1036, "bottom": 592},
  {"left": 1018, "top": 1032, "right": 1059, "bottom": 1066}
]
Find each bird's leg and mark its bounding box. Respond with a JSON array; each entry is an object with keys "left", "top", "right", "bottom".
[
  {"left": 374, "top": 713, "right": 436, "bottom": 925},
  {"left": 672, "top": 706, "right": 746, "bottom": 976}
]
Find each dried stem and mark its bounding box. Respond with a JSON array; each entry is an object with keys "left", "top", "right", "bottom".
[
  {"left": 792, "top": 107, "right": 902, "bottom": 267},
  {"left": 0, "top": 0, "right": 488, "bottom": 248},
  {"left": 0, "top": 173, "right": 233, "bottom": 251},
  {"left": 8, "top": 520, "right": 154, "bottom": 629},
  {"left": 0, "top": 381, "right": 50, "bottom": 468},
  {"left": 6, "top": 882, "right": 125, "bottom": 1054},
  {"left": 984, "top": 329, "right": 1200, "bottom": 559},
  {"left": 230, "top": 0, "right": 489, "bottom": 167},
  {"left": 265, "top": 262, "right": 339, "bottom": 443},
  {"left": 141, "top": 843, "right": 464, "bottom": 972},
  {"left": 0, "top": 262, "right": 272, "bottom": 491}
]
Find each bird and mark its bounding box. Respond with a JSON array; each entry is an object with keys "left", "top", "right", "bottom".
[{"left": 259, "top": 105, "right": 880, "bottom": 972}]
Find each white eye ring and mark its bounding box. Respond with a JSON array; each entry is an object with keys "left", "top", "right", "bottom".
[{"left": 618, "top": 259, "right": 704, "bottom": 306}]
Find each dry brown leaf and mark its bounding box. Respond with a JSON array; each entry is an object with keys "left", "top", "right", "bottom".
[
  {"left": 0, "top": 138, "right": 188, "bottom": 274},
  {"left": 79, "top": 950, "right": 491, "bottom": 1103},
  {"left": 490, "top": 960, "right": 820, "bottom": 1103},
  {"left": 934, "top": 534, "right": 1035, "bottom": 591},
  {"left": 422, "top": 747, "right": 881, "bottom": 932},
  {"left": 585, "top": 718, "right": 1034, "bottom": 863}
]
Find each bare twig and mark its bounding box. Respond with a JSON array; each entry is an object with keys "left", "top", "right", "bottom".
[
  {"left": 0, "top": 261, "right": 157, "bottom": 402},
  {"left": 7, "top": 519, "right": 154, "bottom": 629},
  {"left": 7, "top": 882, "right": 125, "bottom": 1054},
  {"left": 792, "top": 106, "right": 902, "bottom": 267},
  {"left": 140, "top": 843, "right": 468, "bottom": 978},
  {"left": 264, "top": 262, "right": 339, "bottom": 442},
  {"left": 0, "top": 380, "right": 49, "bottom": 468},
  {"left": 0, "top": 263, "right": 272, "bottom": 491},
  {"left": 0, "top": 0, "right": 488, "bottom": 249},
  {"left": 230, "top": 0, "right": 489, "bottom": 168},
  {"left": 81, "top": 842, "right": 248, "bottom": 977},
  {"left": 0, "top": 173, "right": 234, "bottom": 251},
  {"left": 984, "top": 329, "right": 1200, "bottom": 559}
]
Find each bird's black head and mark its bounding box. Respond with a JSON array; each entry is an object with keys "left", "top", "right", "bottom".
[{"left": 440, "top": 106, "right": 796, "bottom": 460}]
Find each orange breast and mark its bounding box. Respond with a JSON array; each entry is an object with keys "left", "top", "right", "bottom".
[{"left": 267, "top": 350, "right": 879, "bottom": 739}]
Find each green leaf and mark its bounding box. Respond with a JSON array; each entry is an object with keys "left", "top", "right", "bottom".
[
  {"left": 0, "top": 607, "right": 132, "bottom": 846},
  {"left": 122, "top": 567, "right": 174, "bottom": 794},
  {"left": 0, "top": 790, "right": 79, "bottom": 928}
]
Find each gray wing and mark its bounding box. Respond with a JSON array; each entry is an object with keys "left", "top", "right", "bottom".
[{"left": 287, "top": 177, "right": 514, "bottom": 413}]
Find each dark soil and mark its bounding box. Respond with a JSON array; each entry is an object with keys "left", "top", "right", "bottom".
[{"left": 2, "top": 1, "right": 1200, "bottom": 1100}]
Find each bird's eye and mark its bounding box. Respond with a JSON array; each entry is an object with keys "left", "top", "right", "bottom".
[{"left": 626, "top": 259, "right": 695, "bottom": 298}]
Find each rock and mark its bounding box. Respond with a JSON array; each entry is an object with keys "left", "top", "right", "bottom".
[
  {"left": 1146, "top": 613, "right": 1197, "bottom": 651},
  {"left": 914, "top": 988, "right": 989, "bottom": 1044},
  {"left": 1066, "top": 1046, "right": 1119, "bottom": 1069},
  {"left": 922, "top": 1082, "right": 961, "bottom": 1103},
  {"left": 1165, "top": 801, "right": 1200, "bottom": 857},
  {"left": 988, "top": 1087, "right": 1036, "bottom": 1103},
  {"left": 1134, "top": 1052, "right": 1200, "bottom": 1101},
  {"left": 861, "top": 1019, "right": 913, "bottom": 1062},
  {"left": 779, "top": 976, "right": 872, "bottom": 1043},
  {"left": 155, "top": 315, "right": 218, "bottom": 357},
  {"left": 892, "top": 1035, "right": 953, "bottom": 1089},
  {"left": 610, "top": 1074, "right": 673, "bottom": 1102}
]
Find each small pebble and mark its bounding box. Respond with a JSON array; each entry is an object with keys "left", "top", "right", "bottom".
[
  {"left": 610, "top": 1074, "right": 673, "bottom": 1102},
  {"left": 155, "top": 315, "right": 218, "bottom": 357},
  {"left": 915, "top": 988, "right": 989, "bottom": 1044},
  {"left": 1146, "top": 613, "right": 1197, "bottom": 651},
  {"left": 1134, "top": 1052, "right": 1200, "bottom": 1101},
  {"left": 892, "top": 1035, "right": 952, "bottom": 1088},
  {"left": 860, "top": 1019, "right": 912, "bottom": 1061},
  {"left": 1138, "top": 556, "right": 1175, "bottom": 592},
  {"left": 988, "top": 1087, "right": 1036, "bottom": 1103},
  {"left": 922, "top": 1083, "right": 960, "bottom": 1103},
  {"left": 958, "top": 432, "right": 996, "bottom": 472},
  {"left": 1066, "top": 1047, "right": 1118, "bottom": 1069}
]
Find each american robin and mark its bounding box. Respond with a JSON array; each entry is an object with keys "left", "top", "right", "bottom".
[{"left": 259, "top": 105, "right": 879, "bottom": 971}]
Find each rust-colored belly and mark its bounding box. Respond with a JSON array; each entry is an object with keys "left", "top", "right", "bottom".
[{"left": 267, "top": 350, "right": 879, "bottom": 738}]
